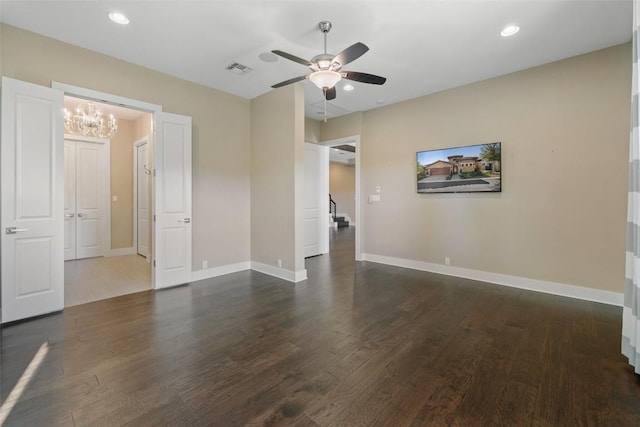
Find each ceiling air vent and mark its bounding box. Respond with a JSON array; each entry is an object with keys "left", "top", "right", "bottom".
[{"left": 226, "top": 62, "right": 252, "bottom": 75}]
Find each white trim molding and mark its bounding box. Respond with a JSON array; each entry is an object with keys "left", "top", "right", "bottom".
[
  {"left": 251, "top": 262, "right": 308, "bottom": 283},
  {"left": 52, "top": 82, "right": 162, "bottom": 113},
  {"left": 361, "top": 253, "right": 623, "bottom": 306},
  {"left": 191, "top": 262, "right": 251, "bottom": 282}
]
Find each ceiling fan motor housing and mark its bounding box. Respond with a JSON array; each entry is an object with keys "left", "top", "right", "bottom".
[{"left": 311, "top": 53, "right": 336, "bottom": 71}]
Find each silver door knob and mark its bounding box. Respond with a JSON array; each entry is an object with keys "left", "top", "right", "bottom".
[
  {"left": 77, "top": 213, "right": 84, "bottom": 218},
  {"left": 6, "top": 227, "right": 28, "bottom": 234},
  {"left": 65, "top": 213, "right": 75, "bottom": 218},
  {"left": 178, "top": 218, "right": 191, "bottom": 223}
]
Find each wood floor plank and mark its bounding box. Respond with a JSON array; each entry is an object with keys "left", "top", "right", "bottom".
[{"left": 2, "top": 228, "right": 640, "bottom": 426}]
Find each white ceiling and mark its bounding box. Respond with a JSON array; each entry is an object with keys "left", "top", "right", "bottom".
[
  {"left": 0, "top": 1, "right": 632, "bottom": 120},
  {"left": 330, "top": 144, "right": 356, "bottom": 164}
]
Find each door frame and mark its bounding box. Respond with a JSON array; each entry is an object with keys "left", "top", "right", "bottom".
[
  {"left": 318, "top": 135, "right": 362, "bottom": 260},
  {"left": 51, "top": 82, "right": 164, "bottom": 287},
  {"left": 133, "top": 136, "right": 150, "bottom": 261},
  {"left": 64, "top": 134, "right": 111, "bottom": 259}
]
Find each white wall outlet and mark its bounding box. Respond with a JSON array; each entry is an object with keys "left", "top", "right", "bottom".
[
  {"left": 277, "top": 259, "right": 282, "bottom": 268},
  {"left": 445, "top": 257, "right": 451, "bottom": 266},
  {"left": 202, "top": 260, "right": 208, "bottom": 269},
  {"left": 368, "top": 195, "right": 381, "bottom": 203},
  {"left": 112, "top": 195, "right": 118, "bottom": 202}
]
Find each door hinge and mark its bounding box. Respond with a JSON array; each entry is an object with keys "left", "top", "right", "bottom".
[
  {"left": 153, "top": 214, "right": 156, "bottom": 222},
  {"left": 153, "top": 169, "right": 156, "bottom": 177},
  {"left": 153, "top": 260, "right": 156, "bottom": 267}
]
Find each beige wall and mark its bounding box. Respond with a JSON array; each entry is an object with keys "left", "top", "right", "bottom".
[
  {"left": 110, "top": 118, "right": 134, "bottom": 249},
  {"left": 323, "top": 43, "right": 630, "bottom": 293},
  {"left": 320, "top": 112, "right": 362, "bottom": 142},
  {"left": 1, "top": 24, "right": 251, "bottom": 270},
  {"left": 305, "top": 117, "right": 321, "bottom": 143},
  {"left": 329, "top": 163, "right": 356, "bottom": 224},
  {"left": 250, "top": 84, "right": 306, "bottom": 273}
]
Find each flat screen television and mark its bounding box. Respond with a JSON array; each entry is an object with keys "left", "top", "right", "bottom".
[{"left": 417, "top": 142, "right": 501, "bottom": 193}]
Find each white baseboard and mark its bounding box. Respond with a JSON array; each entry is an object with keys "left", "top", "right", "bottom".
[
  {"left": 106, "top": 247, "right": 136, "bottom": 257},
  {"left": 190, "top": 261, "right": 251, "bottom": 282},
  {"left": 251, "top": 262, "right": 307, "bottom": 283},
  {"left": 361, "top": 253, "right": 623, "bottom": 306}
]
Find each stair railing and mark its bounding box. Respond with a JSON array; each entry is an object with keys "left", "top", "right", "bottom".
[{"left": 329, "top": 194, "right": 337, "bottom": 219}]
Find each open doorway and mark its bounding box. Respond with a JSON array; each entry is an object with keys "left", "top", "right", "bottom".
[
  {"left": 62, "top": 96, "right": 152, "bottom": 307},
  {"left": 324, "top": 137, "right": 359, "bottom": 257}
]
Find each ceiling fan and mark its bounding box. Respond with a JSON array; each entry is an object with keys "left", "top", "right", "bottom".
[{"left": 271, "top": 21, "right": 387, "bottom": 101}]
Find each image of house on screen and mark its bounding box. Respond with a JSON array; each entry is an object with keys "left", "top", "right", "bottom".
[{"left": 417, "top": 143, "right": 501, "bottom": 193}]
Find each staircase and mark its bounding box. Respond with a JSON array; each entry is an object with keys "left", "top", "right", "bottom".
[
  {"left": 333, "top": 215, "right": 349, "bottom": 228},
  {"left": 329, "top": 194, "right": 349, "bottom": 228}
]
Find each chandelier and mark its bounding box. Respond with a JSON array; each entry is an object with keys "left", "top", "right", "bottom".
[{"left": 64, "top": 102, "right": 118, "bottom": 138}]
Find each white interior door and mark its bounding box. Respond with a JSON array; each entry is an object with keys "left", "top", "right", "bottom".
[
  {"left": 64, "top": 138, "right": 107, "bottom": 261},
  {"left": 64, "top": 140, "right": 76, "bottom": 261},
  {"left": 136, "top": 142, "right": 149, "bottom": 258},
  {"left": 154, "top": 112, "right": 192, "bottom": 288},
  {"left": 304, "top": 143, "right": 329, "bottom": 258},
  {"left": 1, "top": 77, "right": 64, "bottom": 323},
  {"left": 75, "top": 141, "right": 104, "bottom": 259}
]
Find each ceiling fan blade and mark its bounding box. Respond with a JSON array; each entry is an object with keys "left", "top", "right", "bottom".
[
  {"left": 324, "top": 86, "right": 337, "bottom": 101},
  {"left": 342, "top": 71, "right": 387, "bottom": 85},
  {"left": 271, "top": 75, "right": 308, "bottom": 89},
  {"left": 271, "top": 50, "right": 313, "bottom": 67},
  {"left": 331, "top": 42, "right": 369, "bottom": 68}
]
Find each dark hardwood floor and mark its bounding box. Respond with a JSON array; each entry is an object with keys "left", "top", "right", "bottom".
[{"left": 1, "top": 227, "right": 639, "bottom": 426}]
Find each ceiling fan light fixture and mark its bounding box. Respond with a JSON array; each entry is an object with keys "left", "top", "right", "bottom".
[{"left": 309, "top": 70, "right": 341, "bottom": 89}]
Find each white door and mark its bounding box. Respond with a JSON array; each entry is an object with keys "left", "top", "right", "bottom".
[
  {"left": 303, "top": 143, "right": 329, "bottom": 258},
  {"left": 1, "top": 77, "right": 64, "bottom": 323},
  {"left": 136, "top": 142, "right": 149, "bottom": 258},
  {"left": 63, "top": 138, "right": 107, "bottom": 260},
  {"left": 64, "top": 140, "right": 76, "bottom": 261},
  {"left": 154, "top": 112, "right": 192, "bottom": 288},
  {"left": 75, "top": 141, "right": 104, "bottom": 259}
]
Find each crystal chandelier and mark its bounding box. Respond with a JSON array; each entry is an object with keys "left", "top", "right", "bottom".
[{"left": 64, "top": 102, "right": 118, "bottom": 138}]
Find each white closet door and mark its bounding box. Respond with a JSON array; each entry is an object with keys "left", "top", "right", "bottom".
[
  {"left": 1, "top": 77, "right": 64, "bottom": 323},
  {"left": 64, "top": 140, "right": 76, "bottom": 261},
  {"left": 136, "top": 142, "right": 149, "bottom": 257},
  {"left": 304, "top": 143, "right": 329, "bottom": 257},
  {"left": 64, "top": 137, "right": 108, "bottom": 261},
  {"left": 154, "top": 112, "right": 192, "bottom": 288},
  {"left": 75, "top": 141, "right": 104, "bottom": 259}
]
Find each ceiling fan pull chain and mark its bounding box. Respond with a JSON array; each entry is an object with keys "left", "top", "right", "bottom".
[{"left": 323, "top": 89, "right": 328, "bottom": 123}]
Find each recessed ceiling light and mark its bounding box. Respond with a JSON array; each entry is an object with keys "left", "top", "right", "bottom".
[
  {"left": 108, "top": 12, "right": 130, "bottom": 25},
  {"left": 343, "top": 84, "right": 354, "bottom": 92},
  {"left": 500, "top": 25, "right": 519, "bottom": 37},
  {"left": 376, "top": 99, "right": 385, "bottom": 104}
]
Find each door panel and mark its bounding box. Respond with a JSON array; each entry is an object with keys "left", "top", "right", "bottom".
[
  {"left": 64, "top": 139, "right": 107, "bottom": 261},
  {"left": 304, "top": 143, "right": 329, "bottom": 258},
  {"left": 76, "top": 142, "right": 103, "bottom": 259},
  {"left": 16, "top": 238, "right": 54, "bottom": 295},
  {"left": 1, "top": 77, "right": 64, "bottom": 323},
  {"left": 136, "top": 143, "right": 149, "bottom": 257},
  {"left": 154, "top": 112, "right": 192, "bottom": 288},
  {"left": 64, "top": 141, "right": 76, "bottom": 260}
]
